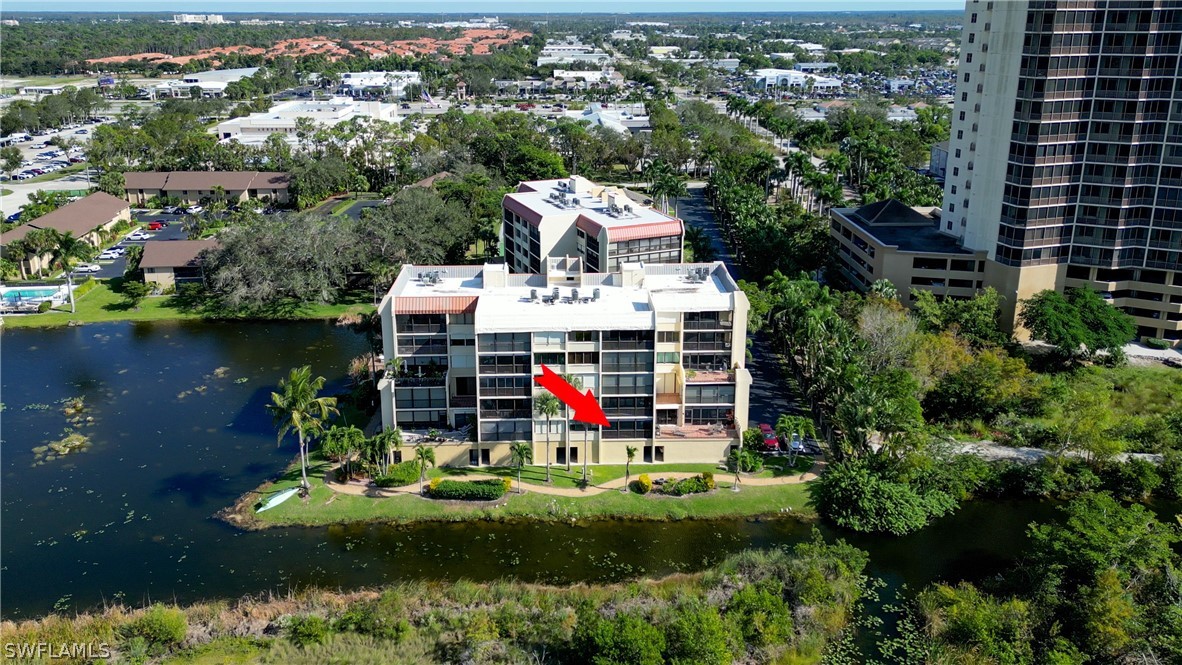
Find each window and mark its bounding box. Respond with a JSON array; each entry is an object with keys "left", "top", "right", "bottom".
[
  {"left": 657, "top": 331, "right": 679, "bottom": 344},
  {"left": 685, "top": 385, "right": 735, "bottom": 404},
  {"left": 961, "top": 93, "right": 969, "bottom": 102},
  {"left": 968, "top": 33, "right": 975, "bottom": 44},
  {"left": 656, "top": 352, "right": 680, "bottom": 363},
  {"left": 602, "top": 420, "right": 653, "bottom": 439},
  {"left": 568, "top": 330, "right": 596, "bottom": 343},
  {"left": 953, "top": 167, "right": 960, "bottom": 176},
  {"left": 955, "top": 149, "right": 962, "bottom": 158},
  {"left": 960, "top": 111, "right": 966, "bottom": 121},
  {"left": 971, "top": 12, "right": 977, "bottom": 22},
  {"left": 963, "top": 73, "right": 970, "bottom": 83},
  {"left": 568, "top": 351, "right": 599, "bottom": 365},
  {"left": 602, "top": 374, "right": 654, "bottom": 395},
  {"left": 949, "top": 203, "right": 956, "bottom": 212},
  {"left": 951, "top": 185, "right": 957, "bottom": 194}
]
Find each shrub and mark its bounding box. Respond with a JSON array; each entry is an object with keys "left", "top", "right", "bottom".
[
  {"left": 285, "top": 615, "right": 330, "bottom": 648},
  {"left": 728, "top": 448, "right": 764, "bottom": 473},
  {"left": 71, "top": 278, "right": 100, "bottom": 299},
  {"left": 502, "top": 477, "right": 513, "bottom": 494},
  {"left": 372, "top": 461, "right": 419, "bottom": 487},
  {"left": 37, "top": 300, "right": 52, "bottom": 313},
  {"left": 1143, "top": 338, "right": 1171, "bottom": 350},
  {"left": 663, "top": 473, "right": 714, "bottom": 496},
  {"left": 334, "top": 603, "right": 409, "bottom": 642},
  {"left": 633, "top": 473, "right": 653, "bottom": 494},
  {"left": 576, "top": 612, "right": 665, "bottom": 665},
  {"left": 727, "top": 581, "right": 793, "bottom": 648},
  {"left": 428, "top": 477, "right": 442, "bottom": 492},
  {"left": 1098, "top": 458, "right": 1162, "bottom": 500},
  {"left": 807, "top": 459, "right": 958, "bottom": 535},
  {"left": 1159, "top": 450, "right": 1182, "bottom": 500},
  {"left": 428, "top": 479, "right": 506, "bottom": 501},
  {"left": 664, "top": 600, "right": 732, "bottom": 665},
  {"left": 121, "top": 604, "right": 187, "bottom": 654}
]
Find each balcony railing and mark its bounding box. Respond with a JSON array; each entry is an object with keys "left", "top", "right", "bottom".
[
  {"left": 655, "top": 392, "right": 682, "bottom": 406},
  {"left": 685, "top": 370, "right": 735, "bottom": 383},
  {"left": 393, "top": 375, "right": 446, "bottom": 387},
  {"left": 657, "top": 423, "right": 736, "bottom": 439},
  {"left": 450, "top": 395, "right": 476, "bottom": 408}
]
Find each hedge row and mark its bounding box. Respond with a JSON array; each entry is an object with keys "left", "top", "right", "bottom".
[
  {"left": 662, "top": 472, "right": 716, "bottom": 496},
  {"left": 373, "top": 461, "right": 421, "bottom": 488},
  {"left": 428, "top": 478, "right": 508, "bottom": 501}
]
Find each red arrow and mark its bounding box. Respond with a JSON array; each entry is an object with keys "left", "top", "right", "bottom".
[{"left": 534, "top": 364, "right": 611, "bottom": 427}]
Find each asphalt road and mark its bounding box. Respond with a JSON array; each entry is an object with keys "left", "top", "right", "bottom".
[
  {"left": 676, "top": 185, "right": 803, "bottom": 427},
  {"left": 82, "top": 213, "right": 189, "bottom": 280}
]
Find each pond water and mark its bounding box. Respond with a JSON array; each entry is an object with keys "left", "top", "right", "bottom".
[{"left": 0, "top": 321, "right": 1166, "bottom": 629}]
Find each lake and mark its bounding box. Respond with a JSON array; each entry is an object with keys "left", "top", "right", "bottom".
[{"left": 0, "top": 321, "right": 1103, "bottom": 625}]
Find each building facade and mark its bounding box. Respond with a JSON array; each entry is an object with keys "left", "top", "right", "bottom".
[
  {"left": 123, "top": 171, "right": 290, "bottom": 205},
  {"left": 942, "top": 0, "right": 1181, "bottom": 342},
  {"left": 212, "top": 97, "right": 398, "bottom": 146},
  {"left": 377, "top": 258, "right": 752, "bottom": 467},
  {"left": 501, "top": 176, "right": 684, "bottom": 274}
]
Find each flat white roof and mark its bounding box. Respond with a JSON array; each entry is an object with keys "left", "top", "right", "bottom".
[
  {"left": 390, "top": 262, "right": 741, "bottom": 333},
  {"left": 506, "top": 176, "right": 676, "bottom": 229}
]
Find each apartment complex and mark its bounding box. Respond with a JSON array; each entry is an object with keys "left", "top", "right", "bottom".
[
  {"left": 832, "top": 0, "right": 1182, "bottom": 344},
  {"left": 377, "top": 258, "right": 751, "bottom": 467},
  {"left": 502, "top": 176, "right": 684, "bottom": 274},
  {"left": 123, "top": 171, "right": 290, "bottom": 205}
]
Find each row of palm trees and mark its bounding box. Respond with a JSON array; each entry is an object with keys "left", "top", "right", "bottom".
[{"left": 4, "top": 228, "right": 94, "bottom": 280}]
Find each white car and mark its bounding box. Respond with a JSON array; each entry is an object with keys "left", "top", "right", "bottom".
[
  {"left": 184, "top": 205, "right": 204, "bottom": 214},
  {"left": 125, "top": 231, "right": 151, "bottom": 241},
  {"left": 98, "top": 250, "right": 121, "bottom": 260},
  {"left": 74, "top": 264, "right": 101, "bottom": 273}
]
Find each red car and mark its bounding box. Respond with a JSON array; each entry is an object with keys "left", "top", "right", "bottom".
[
  {"left": 758, "top": 423, "right": 779, "bottom": 450},
  {"left": 147, "top": 221, "right": 168, "bottom": 231}
]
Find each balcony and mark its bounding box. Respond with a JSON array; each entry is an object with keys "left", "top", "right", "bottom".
[
  {"left": 392, "top": 375, "right": 446, "bottom": 387},
  {"left": 656, "top": 423, "right": 736, "bottom": 439},
  {"left": 656, "top": 392, "right": 681, "bottom": 406},
  {"left": 685, "top": 369, "right": 735, "bottom": 383},
  {"left": 450, "top": 395, "right": 476, "bottom": 408}
]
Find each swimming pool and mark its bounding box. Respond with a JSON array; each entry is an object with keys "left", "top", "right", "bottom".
[{"left": 0, "top": 286, "right": 65, "bottom": 304}]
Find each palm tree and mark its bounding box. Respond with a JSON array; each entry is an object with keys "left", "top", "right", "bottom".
[
  {"left": 375, "top": 427, "right": 403, "bottom": 474},
  {"left": 622, "top": 445, "right": 638, "bottom": 493},
  {"left": 267, "top": 366, "right": 339, "bottom": 492},
  {"left": 49, "top": 230, "right": 94, "bottom": 274},
  {"left": 509, "top": 441, "right": 533, "bottom": 494},
  {"left": 684, "top": 224, "right": 716, "bottom": 263},
  {"left": 414, "top": 444, "right": 435, "bottom": 495},
  {"left": 534, "top": 393, "right": 561, "bottom": 483},
  {"left": 774, "top": 414, "right": 817, "bottom": 447}
]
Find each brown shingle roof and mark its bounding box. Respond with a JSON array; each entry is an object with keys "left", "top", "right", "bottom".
[
  {"left": 139, "top": 240, "right": 218, "bottom": 269},
  {"left": 124, "top": 172, "right": 169, "bottom": 190},
  {"left": 0, "top": 192, "right": 128, "bottom": 246}
]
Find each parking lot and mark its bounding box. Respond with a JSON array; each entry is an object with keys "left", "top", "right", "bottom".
[
  {"left": 76, "top": 213, "right": 189, "bottom": 280},
  {"left": 3, "top": 120, "right": 105, "bottom": 182}
]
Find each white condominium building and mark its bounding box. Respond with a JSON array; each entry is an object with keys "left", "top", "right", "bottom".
[
  {"left": 378, "top": 258, "right": 752, "bottom": 467},
  {"left": 502, "top": 176, "right": 684, "bottom": 274},
  {"left": 211, "top": 96, "right": 398, "bottom": 146}
]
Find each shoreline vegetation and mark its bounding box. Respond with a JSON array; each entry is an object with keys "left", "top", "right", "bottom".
[
  {"left": 0, "top": 282, "right": 376, "bottom": 329},
  {"left": 218, "top": 454, "right": 818, "bottom": 530},
  {"left": 0, "top": 543, "right": 868, "bottom": 665}
]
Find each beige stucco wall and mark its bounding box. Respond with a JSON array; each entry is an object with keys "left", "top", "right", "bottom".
[
  {"left": 143, "top": 267, "right": 176, "bottom": 289},
  {"left": 984, "top": 260, "right": 1064, "bottom": 338}
]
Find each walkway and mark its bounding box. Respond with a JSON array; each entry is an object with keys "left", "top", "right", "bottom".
[{"left": 323, "top": 462, "right": 820, "bottom": 498}]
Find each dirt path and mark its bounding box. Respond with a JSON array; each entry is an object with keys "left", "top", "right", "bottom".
[{"left": 323, "top": 461, "right": 821, "bottom": 498}]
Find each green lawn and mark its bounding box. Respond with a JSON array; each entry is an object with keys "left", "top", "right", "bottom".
[
  {"left": 2, "top": 281, "right": 376, "bottom": 328},
  {"left": 242, "top": 454, "right": 815, "bottom": 528},
  {"left": 1, "top": 189, "right": 13, "bottom": 197},
  {"left": 447, "top": 462, "right": 727, "bottom": 489},
  {"left": 329, "top": 199, "right": 357, "bottom": 216},
  {"left": 20, "top": 163, "right": 90, "bottom": 184}
]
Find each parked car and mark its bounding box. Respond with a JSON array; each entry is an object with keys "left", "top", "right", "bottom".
[
  {"left": 125, "top": 231, "right": 151, "bottom": 241},
  {"left": 98, "top": 249, "right": 121, "bottom": 260},
  {"left": 147, "top": 221, "right": 168, "bottom": 231},
  {"left": 161, "top": 205, "right": 182, "bottom": 214},
  {"left": 75, "top": 129, "right": 89, "bottom": 134},
  {"left": 758, "top": 423, "right": 779, "bottom": 450},
  {"left": 74, "top": 264, "right": 101, "bottom": 273},
  {"left": 6, "top": 212, "right": 20, "bottom": 223},
  {"left": 184, "top": 205, "right": 204, "bottom": 214}
]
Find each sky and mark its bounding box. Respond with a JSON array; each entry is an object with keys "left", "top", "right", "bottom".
[{"left": 2, "top": 0, "right": 964, "bottom": 13}]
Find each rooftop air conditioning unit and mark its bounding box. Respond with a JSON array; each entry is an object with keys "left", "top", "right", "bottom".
[{"left": 571, "top": 288, "right": 579, "bottom": 301}]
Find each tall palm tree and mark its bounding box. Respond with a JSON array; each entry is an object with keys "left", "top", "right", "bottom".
[
  {"left": 684, "top": 224, "right": 716, "bottom": 263},
  {"left": 267, "top": 366, "right": 339, "bottom": 492},
  {"left": 49, "top": 230, "right": 94, "bottom": 274},
  {"left": 375, "top": 427, "right": 403, "bottom": 474},
  {"left": 622, "top": 445, "right": 638, "bottom": 493},
  {"left": 774, "top": 414, "right": 817, "bottom": 448},
  {"left": 414, "top": 444, "right": 435, "bottom": 495},
  {"left": 509, "top": 441, "right": 533, "bottom": 494},
  {"left": 534, "top": 393, "right": 561, "bottom": 483}
]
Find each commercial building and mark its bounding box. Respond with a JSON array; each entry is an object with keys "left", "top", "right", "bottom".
[
  {"left": 140, "top": 240, "right": 218, "bottom": 289},
  {"left": 151, "top": 67, "right": 259, "bottom": 98},
  {"left": 537, "top": 39, "right": 613, "bottom": 66},
  {"left": 173, "top": 14, "right": 225, "bottom": 24},
  {"left": 212, "top": 96, "right": 398, "bottom": 146},
  {"left": 751, "top": 68, "right": 842, "bottom": 93},
  {"left": 337, "top": 71, "right": 421, "bottom": 98},
  {"left": 560, "top": 104, "right": 650, "bottom": 134},
  {"left": 0, "top": 193, "right": 130, "bottom": 276},
  {"left": 123, "top": 171, "right": 290, "bottom": 205},
  {"left": 377, "top": 257, "right": 752, "bottom": 467},
  {"left": 829, "top": 0, "right": 1182, "bottom": 345},
  {"left": 830, "top": 200, "right": 989, "bottom": 297},
  {"left": 501, "top": 176, "right": 683, "bottom": 274}
]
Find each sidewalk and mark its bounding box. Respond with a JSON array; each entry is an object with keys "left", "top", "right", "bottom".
[{"left": 323, "top": 461, "right": 820, "bottom": 499}]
